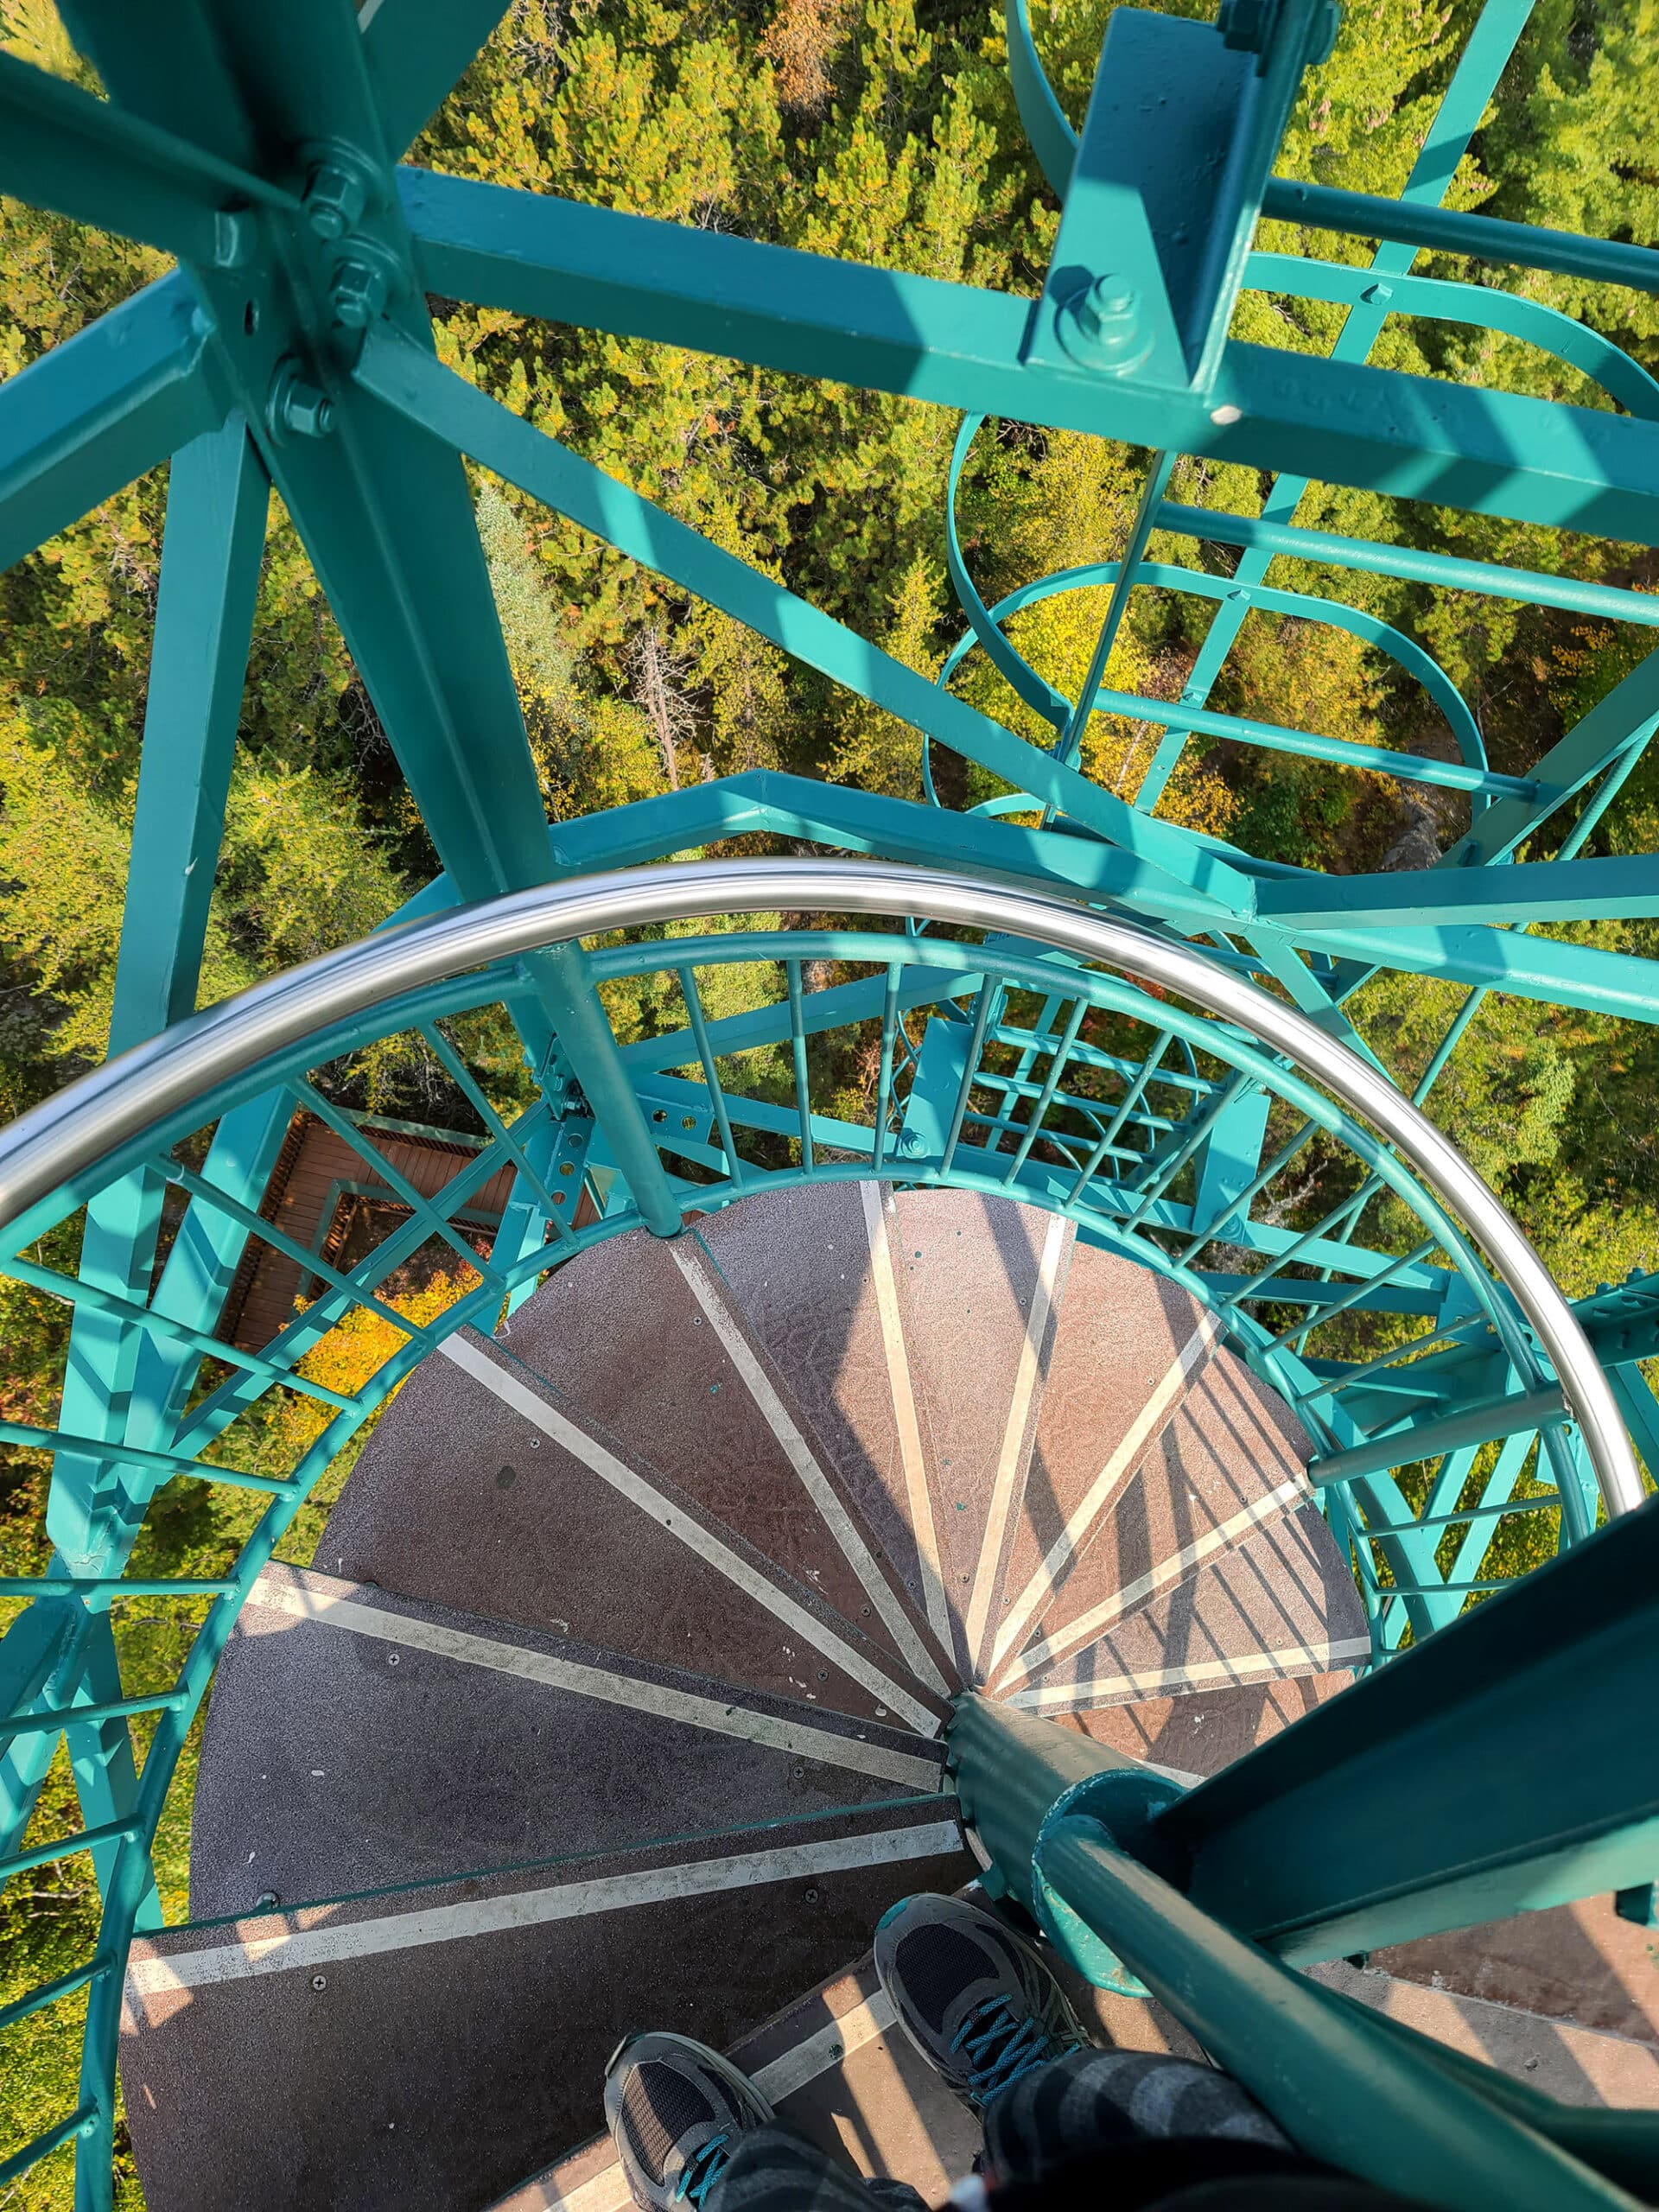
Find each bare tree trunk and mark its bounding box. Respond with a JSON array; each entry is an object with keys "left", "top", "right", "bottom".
[{"left": 637, "top": 624, "right": 681, "bottom": 790}]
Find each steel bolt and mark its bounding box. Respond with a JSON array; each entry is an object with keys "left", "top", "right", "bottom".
[
  {"left": 269, "top": 365, "right": 336, "bottom": 440},
  {"left": 312, "top": 1974, "right": 327, "bottom": 1992},
  {"left": 331, "top": 255, "right": 391, "bottom": 329},
  {"left": 1060, "top": 275, "right": 1149, "bottom": 374},
  {"left": 305, "top": 159, "right": 368, "bottom": 241}
]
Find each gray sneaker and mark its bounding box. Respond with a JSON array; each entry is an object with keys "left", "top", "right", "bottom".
[
  {"left": 604, "top": 2031, "right": 774, "bottom": 2212},
  {"left": 874, "top": 1893, "right": 1090, "bottom": 2117}
]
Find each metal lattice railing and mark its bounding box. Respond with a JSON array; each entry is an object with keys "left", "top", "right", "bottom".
[{"left": 0, "top": 857, "right": 1640, "bottom": 2202}]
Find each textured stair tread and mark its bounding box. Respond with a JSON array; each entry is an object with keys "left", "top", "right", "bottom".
[
  {"left": 884, "top": 1188, "right": 1069, "bottom": 1675},
  {"left": 497, "top": 1938, "right": 1207, "bottom": 2212},
  {"left": 984, "top": 1246, "right": 1215, "bottom": 1677},
  {"left": 1007, "top": 1502, "right": 1368, "bottom": 1713},
  {"left": 315, "top": 1333, "right": 938, "bottom": 1731},
  {"left": 695, "top": 1183, "right": 947, "bottom": 1643},
  {"left": 1363, "top": 1893, "right": 1659, "bottom": 2049},
  {"left": 1310, "top": 1961, "right": 1659, "bottom": 2107},
  {"left": 496, "top": 1229, "right": 925, "bottom": 1679},
  {"left": 188, "top": 1563, "right": 947, "bottom": 1921},
  {"left": 123, "top": 1800, "right": 971, "bottom": 2212},
  {"left": 993, "top": 1348, "right": 1313, "bottom": 1693},
  {"left": 1063, "top": 1673, "right": 1357, "bottom": 1777}
]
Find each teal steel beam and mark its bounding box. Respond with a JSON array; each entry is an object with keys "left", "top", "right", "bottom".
[
  {"left": 56, "top": 0, "right": 683, "bottom": 1241},
  {"left": 948, "top": 1696, "right": 1638, "bottom": 2210},
  {"left": 1303, "top": 1388, "right": 1567, "bottom": 1487},
  {"left": 1091, "top": 683, "right": 1529, "bottom": 799},
  {"left": 1261, "top": 175, "right": 1659, "bottom": 296},
  {"left": 547, "top": 772, "right": 1236, "bottom": 930},
  {"left": 1, "top": 416, "right": 269, "bottom": 1916},
  {"left": 1443, "top": 648, "right": 1659, "bottom": 868},
  {"left": 0, "top": 275, "right": 218, "bottom": 574},
  {"left": 359, "top": 0, "right": 511, "bottom": 156},
  {"left": 1257, "top": 917, "right": 1659, "bottom": 1027},
  {"left": 397, "top": 169, "right": 1659, "bottom": 543},
  {"left": 1153, "top": 501, "right": 1659, "bottom": 629},
  {"left": 1151, "top": 1496, "right": 1659, "bottom": 1960},
  {"left": 107, "top": 417, "right": 269, "bottom": 1049},
  {"left": 351, "top": 327, "right": 1254, "bottom": 913},
  {"left": 1257, "top": 854, "right": 1659, "bottom": 930},
  {"left": 0, "top": 49, "right": 296, "bottom": 265},
  {"left": 1245, "top": 253, "right": 1659, "bottom": 421}
]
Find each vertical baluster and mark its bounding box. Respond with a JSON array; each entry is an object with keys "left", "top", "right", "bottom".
[
  {"left": 873, "top": 962, "right": 902, "bottom": 1171},
  {"left": 677, "top": 964, "right": 746, "bottom": 1192},
  {"left": 940, "top": 977, "right": 998, "bottom": 1177},
  {"left": 1006, "top": 995, "right": 1088, "bottom": 1184},
  {"left": 785, "top": 959, "right": 815, "bottom": 1175},
  {"left": 1064, "top": 1026, "right": 1175, "bottom": 1204}
]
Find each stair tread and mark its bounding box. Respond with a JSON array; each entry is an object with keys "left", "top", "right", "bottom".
[
  {"left": 498, "top": 1228, "right": 936, "bottom": 1686},
  {"left": 122, "top": 1798, "right": 971, "bottom": 2212},
  {"left": 695, "top": 1183, "right": 952, "bottom": 1649},
  {"left": 188, "top": 1562, "right": 948, "bottom": 1920},
  {"left": 1006, "top": 1501, "right": 1369, "bottom": 1713},
  {"left": 883, "top": 1188, "right": 1071, "bottom": 1678},
  {"left": 315, "top": 1326, "right": 942, "bottom": 1733},
  {"left": 993, "top": 1345, "right": 1315, "bottom": 1695},
  {"left": 983, "top": 1245, "right": 1219, "bottom": 1679},
  {"left": 1062, "top": 1675, "right": 1358, "bottom": 1776}
]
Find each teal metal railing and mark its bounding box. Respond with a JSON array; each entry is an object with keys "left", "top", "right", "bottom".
[{"left": 0, "top": 857, "right": 1641, "bottom": 2202}]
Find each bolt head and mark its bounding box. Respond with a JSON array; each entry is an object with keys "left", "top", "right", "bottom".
[
  {"left": 331, "top": 256, "right": 390, "bottom": 329},
  {"left": 305, "top": 160, "right": 367, "bottom": 241},
  {"left": 1058, "top": 274, "right": 1152, "bottom": 374}
]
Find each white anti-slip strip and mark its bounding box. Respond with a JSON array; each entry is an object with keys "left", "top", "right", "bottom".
[
  {"left": 672, "top": 1243, "right": 950, "bottom": 1698},
  {"left": 126, "top": 1820, "right": 963, "bottom": 1999},
  {"left": 995, "top": 1475, "right": 1313, "bottom": 1693},
  {"left": 495, "top": 1994, "right": 903, "bottom": 2212},
  {"left": 1006, "top": 1637, "right": 1374, "bottom": 1712},
  {"left": 247, "top": 1571, "right": 941, "bottom": 1793},
  {"left": 988, "top": 1313, "right": 1223, "bottom": 1676},
  {"left": 860, "top": 1184, "right": 953, "bottom": 1649},
  {"left": 963, "top": 1213, "right": 1070, "bottom": 1671},
  {"left": 438, "top": 1333, "right": 938, "bottom": 1736}
]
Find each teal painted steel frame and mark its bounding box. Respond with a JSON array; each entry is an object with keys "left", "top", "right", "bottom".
[{"left": 3, "top": 0, "right": 1659, "bottom": 2197}]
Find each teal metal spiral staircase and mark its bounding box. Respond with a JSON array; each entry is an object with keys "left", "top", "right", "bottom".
[{"left": 1, "top": 0, "right": 1657, "bottom": 2205}]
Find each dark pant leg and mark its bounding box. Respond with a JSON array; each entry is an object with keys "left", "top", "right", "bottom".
[
  {"left": 709, "top": 2125, "right": 931, "bottom": 2212},
  {"left": 983, "top": 2049, "right": 1288, "bottom": 2183}
]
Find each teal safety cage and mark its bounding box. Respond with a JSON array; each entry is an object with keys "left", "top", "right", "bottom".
[{"left": 0, "top": 0, "right": 1656, "bottom": 2204}]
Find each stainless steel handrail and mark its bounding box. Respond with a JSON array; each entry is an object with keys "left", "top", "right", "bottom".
[{"left": 0, "top": 857, "right": 1641, "bottom": 1518}]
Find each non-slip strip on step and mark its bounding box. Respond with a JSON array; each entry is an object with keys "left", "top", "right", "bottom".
[
  {"left": 127, "top": 1815, "right": 963, "bottom": 1998},
  {"left": 673, "top": 1238, "right": 950, "bottom": 1698},
  {"left": 995, "top": 1474, "right": 1311, "bottom": 1694},
  {"left": 439, "top": 1331, "right": 939, "bottom": 1734},
  {"left": 986, "top": 1310, "right": 1223, "bottom": 1676},
  {"left": 244, "top": 1568, "right": 944, "bottom": 1792},
  {"left": 1006, "top": 1637, "right": 1374, "bottom": 1713}
]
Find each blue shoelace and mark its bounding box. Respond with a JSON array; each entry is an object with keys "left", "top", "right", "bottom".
[
  {"left": 671, "top": 2133, "right": 732, "bottom": 2209},
  {"left": 950, "top": 1999, "right": 1067, "bottom": 2107}
]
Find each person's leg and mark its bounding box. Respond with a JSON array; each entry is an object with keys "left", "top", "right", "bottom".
[
  {"left": 874, "top": 1894, "right": 1287, "bottom": 2177},
  {"left": 982, "top": 2046, "right": 1288, "bottom": 2183},
  {"left": 713, "top": 2128, "right": 929, "bottom": 2212},
  {"left": 605, "top": 2032, "right": 924, "bottom": 2212}
]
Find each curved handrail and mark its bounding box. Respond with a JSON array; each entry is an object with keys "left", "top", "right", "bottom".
[{"left": 0, "top": 856, "right": 1640, "bottom": 1519}]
